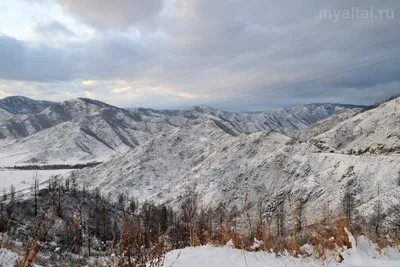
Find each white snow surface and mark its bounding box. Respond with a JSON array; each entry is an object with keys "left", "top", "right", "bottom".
[
  {"left": 290, "top": 108, "right": 363, "bottom": 141},
  {"left": 69, "top": 98, "right": 400, "bottom": 224},
  {"left": 0, "top": 169, "right": 72, "bottom": 193},
  {"left": 162, "top": 233, "right": 400, "bottom": 267},
  {"left": 0, "top": 248, "right": 43, "bottom": 267},
  {"left": 0, "top": 249, "right": 19, "bottom": 267},
  {"left": 0, "top": 108, "right": 11, "bottom": 123},
  {"left": 0, "top": 96, "right": 53, "bottom": 115},
  {"left": 312, "top": 98, "right": 400, "bottom": 153}
]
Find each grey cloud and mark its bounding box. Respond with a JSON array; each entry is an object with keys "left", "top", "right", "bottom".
[
  {"left": 5, "top": 0, "right": 400, "bottom": 110},
  {"left": 34, "top": 21, "right": 76, "bottom": 38},
  {"left": 55, "top": 0, "right": 164, "bottom": 29},
  {"left": 0, "top": 36, "right": 75, "bottom": 82},
  {"left": 0, "top": 35, "right": 149, "bottom": 82}
]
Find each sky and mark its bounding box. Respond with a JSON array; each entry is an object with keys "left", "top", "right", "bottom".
[{"left": 0, "top": 0, "right": 399, "bottom": 111}]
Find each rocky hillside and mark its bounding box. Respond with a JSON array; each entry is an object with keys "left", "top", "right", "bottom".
[
  {"left": 135, "top": 103, "right": 367, "bottom": 135},
  {"left": 0, "top": 96, "right": 54, "bottom": 114},
  {"left": 289, "top": 108, "right": 363, "bottom": 141},
  {"left": 0, "top": 108, "right": 11, "bottom": 122},
  {"left": 311, "top": 97, "right": 400, "bottom": 154},
  {"left": 0, "top": 96, "right": 363, "bottom": 164},
  {"left": 0, "top": 98, "right": 174, "bottom": 164},
  {"left": 69, "top": 97, "right": 400, "bottom": 227}
]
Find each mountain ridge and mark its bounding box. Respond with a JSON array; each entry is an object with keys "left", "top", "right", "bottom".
[
  {"left": 0, "top": 95, "right": 368, "bottom": 114},
  {"left": 0, "top": 96, "right": 54, "bottom": 115},
  {"left": 68, "top": 97, "right": 400, "bottom": 229},
  {"left": 0, "top": 96, "right": 366, "bottom": 164}
]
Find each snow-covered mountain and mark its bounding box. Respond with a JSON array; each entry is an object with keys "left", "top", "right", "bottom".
[
  {"left": 0, "top": 96, "right": 364, "bottom": 164},
  {"left": 69, "top": 97, "right": 400, "bottom": 227},
  {"left": 0, "top": 96, "right": 54, "bottom": 114},
  {"left": 289, "top": 108, "right": 363, "bottom": 141},
  {"left": 0, "top": 107, "right": 11, "bottom": 122},
  {"left": 131, "top": 103, "right": 367, "bottom": 135},
  {"left": 311, "top": 98, "right": 400, "bottom": 154},
  {"left": 1, "top": 94, "right": 398, "bottom": 233},
  {"left": 0, "top": 98, "right": 175, "bottom": 164}
]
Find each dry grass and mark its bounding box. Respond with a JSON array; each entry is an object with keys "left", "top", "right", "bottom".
[{"left": 181, "top": 213, "right": 355, "bottom": 264}]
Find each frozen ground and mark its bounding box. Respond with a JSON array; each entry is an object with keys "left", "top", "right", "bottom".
[
  {"left": 0, "top": 249, "right": 19, "bottom": 267},
  {"left": 0, "top": 169, "right": 71, "bottom": 193},
  {"left": 1, "top": 231, "right": 399, "bottom": 267},
  {"left": 162, "top": 233, "right": 400, "bottom": 267},
  {"left": 0, "top": 249, "right": 42, "bottom": 267}
]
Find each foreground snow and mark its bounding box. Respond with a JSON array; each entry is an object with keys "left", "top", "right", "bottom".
[
  {"left": 0, "top": 249, "right": 43, "bottom": 267},
  {"left": 162, "top": 234, "right": 400, "bottom": 267},
  {"left": 0, "top": 249, "right": 18, "bottom": 267}
]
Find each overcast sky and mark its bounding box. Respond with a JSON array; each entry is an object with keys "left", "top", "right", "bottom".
[{"left": 0, "top": 0, "right": 399, "bottom": 111}]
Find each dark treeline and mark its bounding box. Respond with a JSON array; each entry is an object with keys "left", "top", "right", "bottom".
[
  {"left": 366, "top": 94, "right": 400, "bottom": 110},
  {"left": 1, "top": 178, "right": 400, "bottom": 266},
  {"left": 4, "top": 161, "right": 102, "bottom": 170}
]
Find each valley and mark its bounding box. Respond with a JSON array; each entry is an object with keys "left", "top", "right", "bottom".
[
  {"left": 0, "top": 95, "right": 399, "bottom": 267},
  {"left": 2, "top": 0, "right": 400, "bottom": 265}
]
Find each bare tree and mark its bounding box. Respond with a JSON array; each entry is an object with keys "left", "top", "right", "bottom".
[
  {"left": 10, "top": 185, "right": 15, "bottom": 203},
  {"left": 370, "top": 185, "right": 386, "bottom": 238},
  {"left": 71, "top": 176, "right": 77, "bottom": 196},
  {"left": 397, "top": 170, "right": 400, "bottom": 187},
  {"left": 2, "top": 188, "right": 6, "bottom": 201},
  {"left": 118, "top": 193, "right": 126, "bottom": 213},
  {"left": 276, "top": 204, "right": 285, "bottom": 237},
  {"left": 64, "top": 178, "right": 70, "bottom": 191},
  {"left": 289, "top": 196, "right": 302, "bottom": 232},
  {"left": 256, "top": 198, "right": 265, "bottom": 230},
  {"left": 180, "top": 189, "right": 199, "bottom": 246},
  {"left": 342, "top": 185, "right": 355, "bottom": 222},
  {"left": 32, "top": 173, "right": 39, "bottom": 216},
  {"left": 388, "top": 204, "right": 400, "bottom": 240},
  {"left": 129, "top": 198, "right": 137, "bottom": 214}
]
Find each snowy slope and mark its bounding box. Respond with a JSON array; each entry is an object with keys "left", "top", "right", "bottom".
[
  {"left": 0, "top": 97, "right": 363, "bottom": 164},
  {"left": 69, "top": 121, "right": 238, "bottom": 198},
  {"left": 162, "top": 238, "right": 400, "bottom": 267},
  {"left": 0, "top": 108, "right": 11, "bottom": 123},
  {"left": 0, "top": 248, "right": 43, "bottom": 267},
  {"left": 0, "top": 169, "right": 72, "bottom": 193},
  {"left": 0, "top": 249, "right": 19, "bottom": 267},
  {"left": 290, "top": 108, "right": 363, "bottom": 141},
  {"left": 0, "top": 98, "right": 177, "bottom": 163},
  {"left": 70, "top": 98, "right": 400, "bottom": 227},
  {"left": 0, "top": 98, "right": 126, "bottom": 140},
  {"left": 135, "top": 103, "right": 367, "bottom": 135},
  {"left": 311, "top": 97, "right": 400, "bottom": 154},
  {"left": 0, "top": 96, "right": 54, "bottom": 114}
]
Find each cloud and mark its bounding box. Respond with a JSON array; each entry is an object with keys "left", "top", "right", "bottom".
[
  {"left": 84, "top": 90, "right": 94, "bottom": 98},
  {"left": 82, "top": 80, "right": 98, "bottom": 87},
  {"left": 0, "top": 35, "right": 76, "bottom": 82},
  {"left": 55, "top": 0, "right": 164, "bottom": 30},
  {"left": 34, "top": 20, "right": 76, "bottom": 38},
  {"left": 113, "top": 86, "right": 131, "bottom": 94},
  {"left": 0, "top": 91, "right": 12, "bottom": 98},
  {"left": 2, "top": 0, "right": 400, "bottom": 110}
]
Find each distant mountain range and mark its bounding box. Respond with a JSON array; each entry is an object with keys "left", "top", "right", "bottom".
[
  {"left": 70, "top": 96, "right": 400, "bottom": 227},
  {"left": 0, "top": 96, "right": 366, "bottom": 165},
  {"left": 0, "top": 96, "right": 53, "bottom": 115},
  {"left": 1, "top": 94, "right": 399, "bottom": 235}
]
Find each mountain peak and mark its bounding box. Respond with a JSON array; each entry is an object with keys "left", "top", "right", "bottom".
[
  {"left": 56, "top": 98, "right": 120, "bottom": 113},
  {"left": 77, "top": 97, "right": 119, "bottom": 109},
  {"left": 0, "top": 95, "right": 54, "bottom": 114},
  {"left": 184, "top": 105, "right": 220, "bottom": 113}
]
